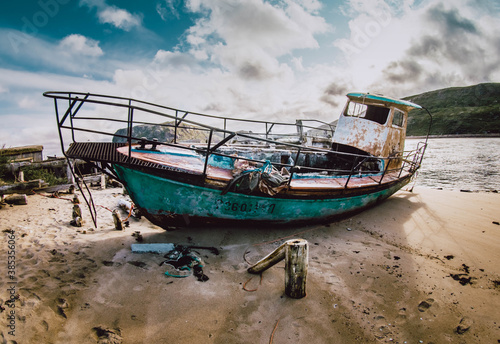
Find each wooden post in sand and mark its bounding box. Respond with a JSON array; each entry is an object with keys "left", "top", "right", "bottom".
[
  {"left": 66, "top": 160, "right": 75, "bottom": 184},
  {"left": 71, "top": 204, "right": 82, "bottom": 227},
  {"left": 247, "top": 239, "right": 308, "bottom": 299},
  {"left": 112, "top": 209, "right": 124, "bottom": 231},
  {"left": 285, "top": 239, "right": 308, "bottom": 299},
  {"left": 100, "top": 174, "right": 106, "bottom": 190}
]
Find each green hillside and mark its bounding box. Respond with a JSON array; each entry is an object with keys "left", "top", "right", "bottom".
[{"left": 403, "top": 83, "right": 500, "bottom": 136}]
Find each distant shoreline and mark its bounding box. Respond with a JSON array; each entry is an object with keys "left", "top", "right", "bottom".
[{"left": 407, "top": 133, "right": 500, "bottom": 139}]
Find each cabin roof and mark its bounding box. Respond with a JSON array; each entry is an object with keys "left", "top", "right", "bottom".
[
  {"left": 347, "top": 93, "right": 422, "bottom": 111},
  {"left": 0, "top": 145, "right": 44, "bottom": 156}
]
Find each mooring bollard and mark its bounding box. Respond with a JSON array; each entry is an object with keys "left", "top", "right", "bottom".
[
  {"left": 247, "top": 238, "right": 308, "bottom": 299},
  {"left": 100, "top": 174, "right": 106, "bottom": 190},
  {"left": 285, "top": 239, "right": 308, "bottom": 299},
  {"left": 112, "top": 209, "right": 124, "bottom": 231}
]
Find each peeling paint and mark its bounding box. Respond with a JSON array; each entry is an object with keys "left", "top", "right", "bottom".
[
  {"left": 333, "top": 96, "right": 412, "bottom": 167},
  {"left": 114, "top": 164, "right": 412, "bottom": 227}
]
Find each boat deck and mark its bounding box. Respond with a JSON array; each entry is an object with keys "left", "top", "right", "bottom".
[
  {"left": 66, "top": 142, "right": 204, "bottom": 175},
  {"left": 66, "top": 142, "right": 408, "bottom": 191}
]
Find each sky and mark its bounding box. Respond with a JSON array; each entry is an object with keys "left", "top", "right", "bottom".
[{"left": 1, "top": 0, "right": 499, "bottom": 157}]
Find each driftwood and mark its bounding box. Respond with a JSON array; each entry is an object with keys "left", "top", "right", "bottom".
[
  {"left": 247, "top": 238, "right": 308, "bottom": 299},
  {"left": 79, "top": 174, "right": 105, "bottom": 185},
  {"left": 107, "top": 178, "right": 122, "bottom": 188},
  {"left": 247, "top": 241, "right": 287, "bottom": 274},
  {"left": 4, "top": 194, "right": 28, "bottom": 205},
  {"left": 38, "top": 183, "right": 75, "bottom": 194},
  {"left": 0, "top": 180, "right": 44, "bottom": 195},
  {"left": 118, "top": 199, "right": 140, "bottom": 218}
]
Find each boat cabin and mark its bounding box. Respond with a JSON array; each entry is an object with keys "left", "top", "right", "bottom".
[{"left": 332, "top": 93, "right": 422, "bottom": 168}]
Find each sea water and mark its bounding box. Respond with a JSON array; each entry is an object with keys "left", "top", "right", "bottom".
[{"left": 405, "top": 137, "right": 500, "bottom": 191}]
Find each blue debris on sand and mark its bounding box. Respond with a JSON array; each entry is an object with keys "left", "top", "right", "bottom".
[{"left": 131, "top": 243, "right": 175, "bottom": 253}]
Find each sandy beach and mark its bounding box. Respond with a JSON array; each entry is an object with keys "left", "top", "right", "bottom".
[{"left": 1, "top": 185, "right": 499, "bottom": 343}]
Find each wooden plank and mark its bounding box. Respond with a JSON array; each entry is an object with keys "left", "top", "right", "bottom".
[
  {"left": 289, "top": 178, "right": 344, "bottom": 190},
  {"left": 0, "top": 180, "right": 43, "bottom": 195},
  {"left": 247, "top": 241, "right": 287, "bottom": 274}
]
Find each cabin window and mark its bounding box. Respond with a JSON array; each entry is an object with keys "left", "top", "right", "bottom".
[
  {"left": 392, "top": 109, "right": 405, "bottom": 127},
  {"left": 344, "top": 101, "right": 390, "bottom": 125}
]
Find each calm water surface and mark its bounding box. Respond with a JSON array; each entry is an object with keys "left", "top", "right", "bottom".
[{"left": 405, "top": 137, "right": 500, "bottom": 191}]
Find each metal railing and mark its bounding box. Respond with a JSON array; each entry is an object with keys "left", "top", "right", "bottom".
[{"left": 44, "top": 91, "right": 427, "bottom": 187}]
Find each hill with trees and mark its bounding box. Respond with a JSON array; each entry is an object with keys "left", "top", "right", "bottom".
[{"left": 404, "top": 83, "right": 500, "bottom": 136}]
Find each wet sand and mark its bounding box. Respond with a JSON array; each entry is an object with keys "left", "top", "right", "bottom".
[{"left": 1, "top": 186, "right": 499, "bottom": 343}]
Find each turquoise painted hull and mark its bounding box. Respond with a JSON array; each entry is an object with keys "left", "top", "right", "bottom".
[{"left": 114, "top": 164, "right": 410, "bottom": 227}]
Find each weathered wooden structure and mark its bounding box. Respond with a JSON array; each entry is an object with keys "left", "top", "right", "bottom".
[
  {"left": 248, "top": 239, "right": 308, "bottom": 299},
  {"left": 0, "top": 145, "right": 43, "bottom": 163}
]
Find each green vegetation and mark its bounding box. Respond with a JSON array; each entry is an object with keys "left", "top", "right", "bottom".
[
  {"left": 0, "top": 155, "right": 12, "bottom": 183},
  {"left": 20, "top": 165, "right": 66, "bottom": 185},
  {"left": 404, "top": 83, "right": 500, "bottom": 136}
]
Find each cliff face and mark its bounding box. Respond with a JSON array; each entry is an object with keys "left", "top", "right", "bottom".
[{"left": 403, "top": 83, "right": 500, "bottom": 136}]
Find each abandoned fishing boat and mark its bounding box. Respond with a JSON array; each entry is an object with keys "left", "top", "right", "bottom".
[{"left": 43, "top": 91, "right": 431, "bottom": 227}]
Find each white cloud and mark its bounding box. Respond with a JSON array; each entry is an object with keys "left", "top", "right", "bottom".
[
  {"left": 80, "top": 0, "right": 142, "bottom": 31},
  {"left": 157, "top": 0, "right": 181, "bottom": 21},
  {"left": 59, "top": 34, "right": 103, "bottom": 57},
  {"left": 4, "top": 0, "right": 500, "bottom": 156},
  {"left": 291, "top": 0, "right": 323, "bottom": 13},
  {"left": 333, "top": 0, "right": 500, "bottom": 97},
  {"left": 0, "top": 29, "right": 105, "bottom": 77},
  {"left": 184, "top": 0, "right": 330, "bottom": 80},
  {"left": 0, "top": 68, "right": 119, "bottom": 155},
  {"left": 98, "top": 7, "right": 142, "bottom": 31},
  {"left": 18, "top": 96, "right": 40, "bottom": 109}
]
